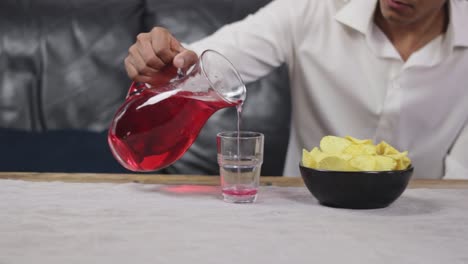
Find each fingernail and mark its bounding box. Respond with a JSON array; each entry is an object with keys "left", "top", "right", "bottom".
[{"left": 174, "top": 57, "right": 185, "bottom": 67}]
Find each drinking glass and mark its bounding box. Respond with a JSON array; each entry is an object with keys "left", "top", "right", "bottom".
[{"left": 217, "top": 131, "right": 264, "bottom": 203}]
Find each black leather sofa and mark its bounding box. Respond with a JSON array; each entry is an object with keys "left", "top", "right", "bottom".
[{"left": 0, "top": 0, "right": 291, "bottom": 176}]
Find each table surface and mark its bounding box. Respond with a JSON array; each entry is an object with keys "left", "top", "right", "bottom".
[
  {"left": 1, "top": 172, "right": 468, "bottom": 188},
  {"left": 1, "top": 172, "right": 468, "bottom": 264}
]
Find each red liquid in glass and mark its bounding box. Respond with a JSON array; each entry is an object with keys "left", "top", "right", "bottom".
[
  {"left": 108, "top": 88, "right": 239, "bottom": 171},
  {"left": 222, "top": 188, "right": 258, "bottom": 196}
]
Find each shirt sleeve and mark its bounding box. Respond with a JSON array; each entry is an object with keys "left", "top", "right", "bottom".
[
  {"left": 188, "top": 0, "right": 304, "bottom": 83},
  {"left": 444, "top": 122, "right": 468, "bottom": 179}
]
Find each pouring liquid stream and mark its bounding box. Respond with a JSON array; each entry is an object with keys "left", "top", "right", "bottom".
[{"left": 236, "top": 103, "right": 243, "bottom": 187}]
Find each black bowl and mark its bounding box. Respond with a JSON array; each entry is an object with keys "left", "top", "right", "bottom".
[{"left": 299, "top": 164, "right": 414, "bottom": 209}]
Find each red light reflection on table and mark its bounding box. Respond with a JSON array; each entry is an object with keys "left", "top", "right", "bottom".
[{"left": 160, "top": 185, "right": 220, "bottom": 195}]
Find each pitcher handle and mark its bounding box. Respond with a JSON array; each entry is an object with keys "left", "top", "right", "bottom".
[
  {"left": 126, "top": 82, "right": 149, "bottom": 98},
  {"left": 126, "top": 67, "right": 186, "bottom": 98}
]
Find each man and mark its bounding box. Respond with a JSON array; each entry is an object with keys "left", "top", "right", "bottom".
[{"left": 124, "top": 0, "right": 468, "bottom": 179}]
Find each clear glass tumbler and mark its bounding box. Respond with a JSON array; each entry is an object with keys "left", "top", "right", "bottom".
[{"left": 217, "top": 131, "right": 264, "bottom": 203}]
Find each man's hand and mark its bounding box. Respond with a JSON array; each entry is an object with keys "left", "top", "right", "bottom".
[{"left": 124, "top": 27, "right": 198, "bottom": 84}]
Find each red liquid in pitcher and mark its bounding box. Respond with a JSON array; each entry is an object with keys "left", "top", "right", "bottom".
[{"left": 108, "top": 89, "right": 239, "bottom": 171}]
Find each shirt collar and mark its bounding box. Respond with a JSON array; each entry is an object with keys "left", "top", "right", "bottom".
[
  {"left": 448, "top": 0, "right": 468, "bottom": 48},
  {"left": 334, "top": 0, "right": 377, "bottom": 36},
  {"left": 334, "top": 0, "right": 468, "bottom": 48}
]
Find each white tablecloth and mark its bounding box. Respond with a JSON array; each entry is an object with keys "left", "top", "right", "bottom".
[{"left": 1, "top": 180, "right": 468, "bottom": 264}]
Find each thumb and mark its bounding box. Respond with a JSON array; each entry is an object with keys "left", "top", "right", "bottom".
[{"left": 173, "top": 49, "right": 198, "bottom": 69}]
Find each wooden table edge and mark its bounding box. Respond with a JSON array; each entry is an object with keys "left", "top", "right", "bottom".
[{"left": 1, "top": 172, "right": 468, "bottom": 189}]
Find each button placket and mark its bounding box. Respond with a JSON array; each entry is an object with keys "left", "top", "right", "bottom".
[{"left": 375, "top": 63, "right": 403, "bottom": 143}]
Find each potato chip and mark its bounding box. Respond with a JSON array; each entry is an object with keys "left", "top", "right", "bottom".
[
  {"left": 349, "top": 155, "right": 376, "bottom": 171},
  {"left": 376, "top": 141, "right": 400, "bottom": 155},
  {"left": 387, "top": 152, "right": 411, "bottom": 170},
  {"left": 396, "top": 155, "right": 411, "bottom": 170},
  {"left": 338, "top": 153, "right": 353, "bottom": 161},
  {"left": 302, "top": 135, "right": 411, "bottom": 171},
  {"left": 302, "top": 149, "right": 317, "bottom": 168},
  {"left": 318, "top": 156, "right": 355, "bottom": 171},
  {"left": 343, "top": 144, "right": 377, "bottom": 155},
  {"left": 345, "top": 136, "right": 373, "bottom": 145},
  {"left": 379, "top": 142, "right": 411, "bottom": 170},
  {"left": 320, "top": 136, "right": 351, "bottom": 154},
  {"left": 309, "top": 147, "right": 325, "bottom": 163},
  {"left": 374, "top": 156, "right": 397, "bottom": 171},
  {"left": 385, "top": 152, "right": 406, "bottom": 160}
]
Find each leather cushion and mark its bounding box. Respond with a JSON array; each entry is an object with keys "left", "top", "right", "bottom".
[{"left": 0, "top": 0, "right": 143, "bottom": 132}]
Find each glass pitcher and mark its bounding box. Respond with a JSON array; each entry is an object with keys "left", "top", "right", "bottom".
[{"left": 108, "top": 50, "right": 246, "bottom": 172}]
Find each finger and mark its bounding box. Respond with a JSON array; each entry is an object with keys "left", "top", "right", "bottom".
[
  {"left": 133, "top": 75, "right": 154, "bottom": 84},
  {"left": 136, "top": 34, "right": 166, "bottom": 70},
  {"left": 128, "top": 45, "right": 159, "bottom": 77},
  {"left": 124, "top": 57, "right": 138, "bottom": 79},
  {"left": 170, "top": 37, "right": 185, "bottom": 53},
  {"left": 173, "top": 49, "right": 198, "bottom": 69},
  {"left": 125, "top": 58, "right": 154, "bottom": 83},
  {"left": 151, "top": 28, "right": 179, "bottom": 64}
]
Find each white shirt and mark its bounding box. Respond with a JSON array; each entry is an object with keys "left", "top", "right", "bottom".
[{"left": 191, "top": 0, "right": 468, "bottom": 179}]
